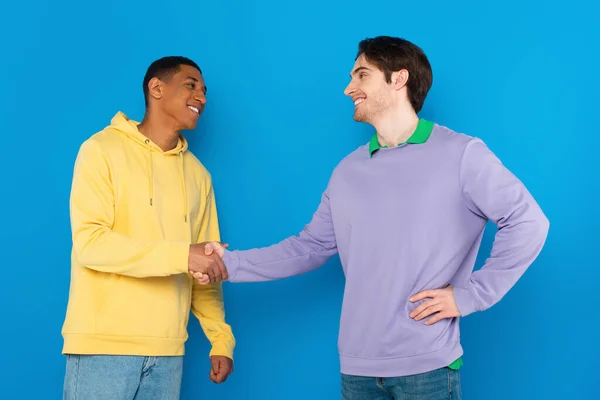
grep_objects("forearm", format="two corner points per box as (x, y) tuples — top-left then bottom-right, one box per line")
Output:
(72, 224), (190, 278)
(192, 281), (235, 359)
(223, 229), (337, 282)
(453, 205), (549, 316)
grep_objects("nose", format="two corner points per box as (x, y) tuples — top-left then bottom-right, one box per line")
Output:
(344, 81), (355, 97)
(194, 91), (206, 105)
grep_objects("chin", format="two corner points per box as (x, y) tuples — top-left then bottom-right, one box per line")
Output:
(353, 111), (370, 123)
(181, 118), (199, 131)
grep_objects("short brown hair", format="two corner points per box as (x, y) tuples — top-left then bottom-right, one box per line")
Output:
(357, 36), (433, 113)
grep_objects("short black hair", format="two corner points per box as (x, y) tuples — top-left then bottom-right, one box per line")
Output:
(142, 56), (202, 106)
(356, 36), (432, 113)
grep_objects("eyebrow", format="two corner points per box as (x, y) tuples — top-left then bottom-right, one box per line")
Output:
(350, 66), (371, 78)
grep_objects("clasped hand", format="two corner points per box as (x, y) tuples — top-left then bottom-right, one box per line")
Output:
(188, 241), (227, 285)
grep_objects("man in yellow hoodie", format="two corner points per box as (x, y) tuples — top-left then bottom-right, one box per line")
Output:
(61, 56), (235, 399)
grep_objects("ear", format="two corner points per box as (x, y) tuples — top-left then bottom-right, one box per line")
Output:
(390, 69), (409, 90)
(147, 77), (164, 101)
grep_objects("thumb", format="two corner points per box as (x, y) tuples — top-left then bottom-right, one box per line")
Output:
(212, 358), (220, 374)
(210, 241), (225, 257)
(204, 242), (215, 255)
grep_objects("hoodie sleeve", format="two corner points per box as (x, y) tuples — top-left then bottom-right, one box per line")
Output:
(191, 184), (235, 359)
(452, 139), (550, 316)
(222, 188), (338, 282)
(70, 139), (190, 278)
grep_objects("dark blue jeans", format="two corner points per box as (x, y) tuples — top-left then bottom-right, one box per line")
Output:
(342, 367), (461, 400)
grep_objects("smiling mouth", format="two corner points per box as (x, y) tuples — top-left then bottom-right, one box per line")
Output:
(188, 106), (200, 115)
(354, 98), (365, 106)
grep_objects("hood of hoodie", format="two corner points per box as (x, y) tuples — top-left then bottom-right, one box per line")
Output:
(108, 111), (191, 221)
(109, 111), (189, 155)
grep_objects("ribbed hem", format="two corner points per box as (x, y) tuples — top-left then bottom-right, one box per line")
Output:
(209, 340), (235, 360)
(453, 286), (480, 317)
(340, 341), (463, 377)
(62, 333), (185, 356)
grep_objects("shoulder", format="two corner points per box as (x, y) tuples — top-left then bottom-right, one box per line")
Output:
(429, 123), (477, 150)
(334, 143), (370, 170)
(78, 125), (128, 158)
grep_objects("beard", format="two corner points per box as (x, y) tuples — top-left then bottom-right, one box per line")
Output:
(353, 95), (389, 124)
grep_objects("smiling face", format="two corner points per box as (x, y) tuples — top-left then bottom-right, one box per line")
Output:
(157, 64), (207, 131)
(343, 54), (394, 125)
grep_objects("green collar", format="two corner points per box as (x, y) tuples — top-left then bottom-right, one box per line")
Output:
(368, 119), (434, 157)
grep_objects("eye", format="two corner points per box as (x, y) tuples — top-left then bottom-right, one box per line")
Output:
(187, 82), (196, 89)
(359, 73), (366, 79)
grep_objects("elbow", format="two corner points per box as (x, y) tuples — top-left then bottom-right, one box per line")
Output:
(528, 209), (550, 251)
(72, 226), (104, 266)
(536, 210), (550, 240)
(74, 240), (95, 266)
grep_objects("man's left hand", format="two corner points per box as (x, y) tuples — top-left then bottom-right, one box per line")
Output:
(209, 355), (233, 384)
(409, 285), (461, 325)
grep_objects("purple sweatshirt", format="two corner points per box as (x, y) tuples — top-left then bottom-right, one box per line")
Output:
(222, 122), (549, 377)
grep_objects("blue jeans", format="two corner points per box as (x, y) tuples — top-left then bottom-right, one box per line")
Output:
(342, 367), (461, 400)
(63, 355), (183, 400)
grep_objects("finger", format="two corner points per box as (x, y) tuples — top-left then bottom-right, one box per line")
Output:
(196, 276), (210, 285)
(213, 254), (228, 281)
(212, 359), (220, 375)
(205, 263), (216, 282)
(425, 311), (449, 325)
(415, 304), (444, 321)
(409, 299), (439, 318)
(216, 370), (227, 383)
(216, 362), (229, 383)
(210, 256), (223, 282)
(409, 290), (438, 302)
(192, 272), (209, 284)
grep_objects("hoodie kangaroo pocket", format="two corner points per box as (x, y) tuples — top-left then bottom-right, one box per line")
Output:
(94, 275), (189, 338)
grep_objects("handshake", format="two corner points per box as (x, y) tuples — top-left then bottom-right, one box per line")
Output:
(188, 241), (228, 285)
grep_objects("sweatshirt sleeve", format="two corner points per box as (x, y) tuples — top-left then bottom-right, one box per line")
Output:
(191, 183), (235, 359)
(222, 189), (338, 282)
(70, 139), (190, 278)
(453, 139), (550, 316)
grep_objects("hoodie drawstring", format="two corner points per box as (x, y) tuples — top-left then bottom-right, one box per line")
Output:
(145, 140), (187, 223)
(145, 139), (153, 206)
(179, 151), (188, 223)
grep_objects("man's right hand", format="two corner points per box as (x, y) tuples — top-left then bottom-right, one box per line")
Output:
(188, 242), (228, 283)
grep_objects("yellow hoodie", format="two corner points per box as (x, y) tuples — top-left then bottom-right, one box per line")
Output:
(61, 112), (235, 358)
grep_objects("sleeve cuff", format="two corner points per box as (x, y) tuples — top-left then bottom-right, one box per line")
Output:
(222, 250), (241, 281)
(453, 286), (480, 317)
(209, 340), (235, 360)
(169, 242), (190, 275)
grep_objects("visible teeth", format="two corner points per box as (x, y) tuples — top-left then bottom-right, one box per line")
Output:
(188, 106), (199, 114)
(354, 98), (365, 106)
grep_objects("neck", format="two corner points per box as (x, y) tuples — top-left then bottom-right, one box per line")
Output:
(137, 109), (180, 152)
(373, 105), (420, 147)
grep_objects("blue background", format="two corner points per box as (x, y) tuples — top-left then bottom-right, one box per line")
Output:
(1, 0), (598, 399)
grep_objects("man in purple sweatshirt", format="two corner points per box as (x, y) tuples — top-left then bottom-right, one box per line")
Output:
(198, 36), (549, 399)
